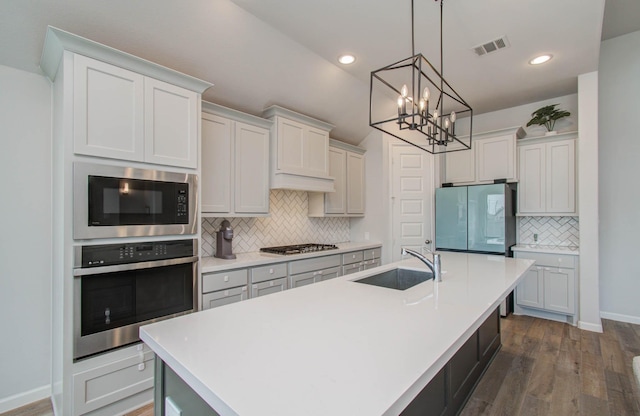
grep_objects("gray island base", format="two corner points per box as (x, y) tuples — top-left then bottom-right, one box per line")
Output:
(141, 252), (534, 416)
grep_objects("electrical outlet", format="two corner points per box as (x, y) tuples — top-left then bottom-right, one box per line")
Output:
(533, 233), (538, 243)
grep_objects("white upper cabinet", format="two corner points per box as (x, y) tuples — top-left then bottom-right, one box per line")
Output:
(308, 140), (365, 217)
(263, 105), (334, 192)
(144, 77), (198, 168)
(518, 134), (577, 215)
(443, 127), (524, 185)
(73, 54), (145, 161)
(73, 54), (200, 168)
(201, 102), (271, 217)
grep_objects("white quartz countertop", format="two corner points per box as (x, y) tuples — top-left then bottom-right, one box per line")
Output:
(140, 252), (534, 416)
(512, 244), (580, 255)
(200, 241), (383, 273)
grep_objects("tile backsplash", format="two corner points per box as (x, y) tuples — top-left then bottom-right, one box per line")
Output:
(518, 216), (579, 246)
(201, 190), (350, 257)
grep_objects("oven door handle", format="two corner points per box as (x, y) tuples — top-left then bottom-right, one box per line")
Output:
(73, 256), (199, 277)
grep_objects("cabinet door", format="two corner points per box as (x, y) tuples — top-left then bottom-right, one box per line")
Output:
(304, 126), (329, 176)
(73, 54), (144, 161)
(476, 134), (515, 182)
(144, 77), (198, 168)
(346, 152), (365, 214)
(444, 145), (476, 184)
(201, 113), (232, 213)
(277, 117), (305, 172)
(251, 277), (287, 298)
(202, 286), (248, 310)
(235, 122), (270, 214)
(516, 266), (544, 309)
(546, 140), (576, 214)
(518, 143), (546, 214)
(325, 147), (347, 214)
(543, 268), (575, 314)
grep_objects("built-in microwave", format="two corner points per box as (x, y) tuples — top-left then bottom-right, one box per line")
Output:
(74, 162), (197, 239)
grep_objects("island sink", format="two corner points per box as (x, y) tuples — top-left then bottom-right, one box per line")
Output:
(354, 267), (433, 290)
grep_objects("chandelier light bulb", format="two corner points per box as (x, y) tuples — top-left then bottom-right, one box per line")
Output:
(419, 99), (426, 112)
(444, 118), (450, 129)
(422, 87), (430, 101)
(401, 84), (408, 98)
(450, 111), (456, 123)
(398, 96), (404, 108)
(433, 110), (439, 120)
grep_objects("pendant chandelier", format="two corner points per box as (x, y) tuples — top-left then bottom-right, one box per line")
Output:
(369, 0), (473, 154)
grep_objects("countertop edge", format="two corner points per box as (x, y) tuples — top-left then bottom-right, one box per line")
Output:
(511, 244), (580, 255)
(200, 241), (383, 273)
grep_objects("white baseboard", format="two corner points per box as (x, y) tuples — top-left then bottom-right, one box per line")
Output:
(600, 311), (640, 325)
(578, 320), (603, 333)
(0, 385), (51, 414)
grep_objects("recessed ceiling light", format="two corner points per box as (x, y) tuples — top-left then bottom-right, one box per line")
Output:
(529, 54), (552, 65)
(338, 54), (356, 65)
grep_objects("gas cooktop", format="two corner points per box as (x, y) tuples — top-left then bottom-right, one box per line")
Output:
(260, 243), (338, 255)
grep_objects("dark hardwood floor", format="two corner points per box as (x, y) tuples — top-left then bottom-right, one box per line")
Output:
(3, 315), (639, 416)
(461, 315), (640, 416)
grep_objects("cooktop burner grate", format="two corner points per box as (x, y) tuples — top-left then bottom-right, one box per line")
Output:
(260, 243), (338, 255)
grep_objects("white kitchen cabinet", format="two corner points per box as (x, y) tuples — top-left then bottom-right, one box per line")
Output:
(308, 140), (366, 217)
(251, 263), (288, 298)
(443, 127), (524, 185)
(201, 102), (271, 216)
(143, 77), (198, 168)
(263, 105), (335, 192)
(362, 247), (382, 270)
(289, 254), (341, 288)
(202, 268), (249, 310)
(514, 251), (577, 322)
(342, 250), (364, 275)
(73, 54), (199, 168)
(518, 134), (577, 215)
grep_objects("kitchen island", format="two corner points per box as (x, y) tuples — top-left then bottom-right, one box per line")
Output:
(140, 252), (534, 416)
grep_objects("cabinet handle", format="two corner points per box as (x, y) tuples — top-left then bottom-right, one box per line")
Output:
(269, 268), (274, 274)
(318, 270), (323, 275)
(224, 275), (229, 282)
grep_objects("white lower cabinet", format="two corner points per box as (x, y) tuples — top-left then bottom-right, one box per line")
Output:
(514, 251), (577, 322)
(202, 269), (249, 310)
(362, 247), (382, 270)
(72, 345), (154, 415)
(342, 250), (364, 275)
(251, 263), (288, 298)
(289, 255), (341, 288)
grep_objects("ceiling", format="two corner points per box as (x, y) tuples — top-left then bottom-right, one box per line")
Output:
(0, 0), (639, 145)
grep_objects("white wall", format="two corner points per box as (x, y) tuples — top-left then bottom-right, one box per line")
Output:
(598, 31), (640, 323)
(0, 65), (52, 410)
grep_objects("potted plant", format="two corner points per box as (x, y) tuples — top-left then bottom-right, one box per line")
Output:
(526, 104), (570, 135)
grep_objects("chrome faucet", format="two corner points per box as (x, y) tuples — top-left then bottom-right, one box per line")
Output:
(401, 248), (442, 282)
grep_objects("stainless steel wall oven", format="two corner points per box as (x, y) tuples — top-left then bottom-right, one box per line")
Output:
(73, 162), (197, 239)
(73, 239), (198, 360)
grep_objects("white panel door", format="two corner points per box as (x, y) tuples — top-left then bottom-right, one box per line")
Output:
(325, 147), (346, 214)
(277, 117), (305, 172)
(144, 77), (198, 168)
(234, 121), (270, 214)
(518, 143), (546, 214)
(304, 126), (329, 176)
(201, 114), (232, 213)
(516, 267), (545, 309)
(73, 54), (144, 161)
(391, 143), (434, 262)
(546, 140), (576, 214)
(346, 152), (365, 214)
(477, 134), (516, 182)
(543, 268), (575, 314)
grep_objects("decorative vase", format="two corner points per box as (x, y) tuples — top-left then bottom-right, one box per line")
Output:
(544, 130), (558, 136)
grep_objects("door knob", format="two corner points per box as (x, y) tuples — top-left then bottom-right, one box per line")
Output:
(424, 239), (432, 245)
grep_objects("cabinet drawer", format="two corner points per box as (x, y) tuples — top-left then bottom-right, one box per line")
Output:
(203, 269), (248, 293)
(363, 247), (382, 260)
(363, 259), (381, 270)
(251, 263), (287, 283)
(342, 251), (364, 265)
(316, 266), (341, 281)
(73, 348), (154, 415)
(515, 251), (576, 269)
(202, 286), (248, 310)
(251, 277), (287, 298)
(342, 263), (362, 275)
(289, 254), (341, 275)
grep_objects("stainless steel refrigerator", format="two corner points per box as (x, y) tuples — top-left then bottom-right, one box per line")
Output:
(435, 183), (516, 256)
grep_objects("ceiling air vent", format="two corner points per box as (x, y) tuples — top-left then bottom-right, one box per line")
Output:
(472, 36), (510, 57)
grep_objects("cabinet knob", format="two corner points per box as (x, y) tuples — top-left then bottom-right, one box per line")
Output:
(318, 270), (323, 275)
(269, 268), (274, 274)
(224, 275), (229, 282)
